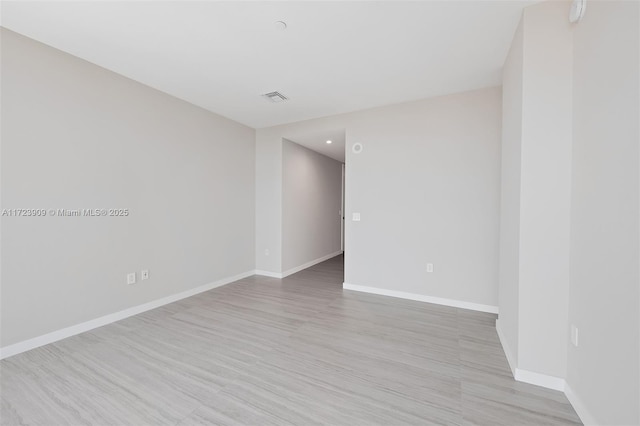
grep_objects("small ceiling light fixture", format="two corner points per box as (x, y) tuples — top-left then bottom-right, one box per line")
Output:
(262, 91), (289, 103)
(569, 0), (586, 23)
(274, 21), (287, 31)
(326, 140), (332, 144)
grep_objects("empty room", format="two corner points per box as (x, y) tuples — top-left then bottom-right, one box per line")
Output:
(1, 1), (638, 425)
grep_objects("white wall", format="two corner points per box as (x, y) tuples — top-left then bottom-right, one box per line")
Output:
(255, 133), (282, 274)
(0, 29), (256, 348)
(518, 0), (573, 379)
(345, 89), (502, 309)
(498, 0), (573, 381)
(497, 18), (524, 367)
(282, 139), (342, 273)
(256, 87), (502, 309)
(567, 1), (639, 424)
(498, 1), (639, 423)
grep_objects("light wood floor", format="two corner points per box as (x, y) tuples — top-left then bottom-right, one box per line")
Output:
(1, 255), (580, 425)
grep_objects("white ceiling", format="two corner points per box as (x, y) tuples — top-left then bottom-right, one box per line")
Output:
(287, 128), (346, 163)
(1, 1), (533, 131)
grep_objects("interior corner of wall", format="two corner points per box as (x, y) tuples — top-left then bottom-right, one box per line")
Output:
(495, 318), (518, 377)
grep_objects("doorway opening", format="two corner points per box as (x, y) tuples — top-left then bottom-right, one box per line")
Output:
(279, 129), (345, 283)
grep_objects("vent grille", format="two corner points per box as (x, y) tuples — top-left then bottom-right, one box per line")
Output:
(262, 91), (289, 103)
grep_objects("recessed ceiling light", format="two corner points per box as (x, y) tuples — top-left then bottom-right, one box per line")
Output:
(326, 140), (332, 144)
(274, 21), (287, 31)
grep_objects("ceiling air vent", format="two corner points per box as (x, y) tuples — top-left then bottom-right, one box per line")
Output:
(262, 91), (289, 103)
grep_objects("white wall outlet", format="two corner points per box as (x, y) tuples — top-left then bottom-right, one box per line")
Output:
(127, 272), (136, 285)
(141, 270), (149, 280)
(427, 263), (434, 273)
(264, 249), (270, 256)
(570, 324), (579, 347)
(352, 212), (361, 221)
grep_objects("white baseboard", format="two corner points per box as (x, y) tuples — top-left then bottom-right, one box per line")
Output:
(281, 251), (343, 278)
(342, 282), (499, 314)
(493, 323), (599, 422)
(254, 270), (283, 279)
(514, 368), (566, 392)
(564, 382), (598, 425)
(254, 251), (343, 280)
(0, 269), (255, 360)
(495, 319), (517, 376)
(495, 320), (566, 392)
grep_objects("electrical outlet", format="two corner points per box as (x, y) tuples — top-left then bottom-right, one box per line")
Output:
(265, 249), (270, 256)
(127, 272), (136, 285)
(427, 263), (434, 273)
(352, 212), (361, 221)
(141, 270), (149, 280)
(571, 324), (579, 347)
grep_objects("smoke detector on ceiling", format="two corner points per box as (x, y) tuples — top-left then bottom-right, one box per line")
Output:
(262, 91), (289, 103)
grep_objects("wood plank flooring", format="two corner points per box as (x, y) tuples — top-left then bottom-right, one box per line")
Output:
(0, 255), (581, 425)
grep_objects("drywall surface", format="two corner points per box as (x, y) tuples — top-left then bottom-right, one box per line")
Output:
(517, 0), (573, 379)
(0, 29), (256, 347)
(255, 132), (282, 273)
(498, 18), (524, 367)
(282, 140), (342, 272)
(257, 87), (502, 308)
(345, 88), (501, 307)
(567, 1), (640, 424)
(497, 0), (573, 381)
